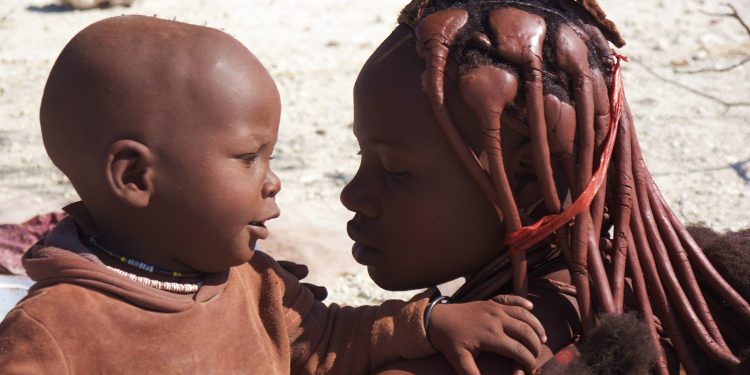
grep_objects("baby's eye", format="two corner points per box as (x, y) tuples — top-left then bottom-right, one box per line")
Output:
(237, 153), (259, 165)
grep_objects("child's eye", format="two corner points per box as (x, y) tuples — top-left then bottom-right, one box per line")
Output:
(355, 150), (362, 156)
(384, 169), (409, 182)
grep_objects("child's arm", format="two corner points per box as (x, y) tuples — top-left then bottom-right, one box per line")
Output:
(428, 294), (547, 374)
(265, 255), (545, 374)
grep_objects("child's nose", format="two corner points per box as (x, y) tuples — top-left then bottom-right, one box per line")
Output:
(263, 170), (281, 198)
(340, 171), (380, 218)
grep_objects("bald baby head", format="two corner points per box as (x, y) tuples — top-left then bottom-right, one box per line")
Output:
(41, 15), (279, 209)
(39, 15), (282, 271)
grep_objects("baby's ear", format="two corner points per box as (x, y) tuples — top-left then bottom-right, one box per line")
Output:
(105, 139), (155, 208)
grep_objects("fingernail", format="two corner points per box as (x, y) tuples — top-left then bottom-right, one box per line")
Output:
(542, 335), (547, 343)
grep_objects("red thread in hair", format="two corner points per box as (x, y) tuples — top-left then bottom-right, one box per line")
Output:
(503, 54), (628, 254)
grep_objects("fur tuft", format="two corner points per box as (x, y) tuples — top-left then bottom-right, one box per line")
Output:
(561, 313), (656, 375)
(733, 347), (750, 375)
(687, 225), (750, 301)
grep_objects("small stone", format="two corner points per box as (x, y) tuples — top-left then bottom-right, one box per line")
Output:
(670, 59), (689, 67)
(692, 50), (708, 61)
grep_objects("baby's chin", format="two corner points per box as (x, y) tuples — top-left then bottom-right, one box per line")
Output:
(187, 246), (256, 273)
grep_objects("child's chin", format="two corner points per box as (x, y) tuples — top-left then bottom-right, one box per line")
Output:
(367, 266), (421, 292)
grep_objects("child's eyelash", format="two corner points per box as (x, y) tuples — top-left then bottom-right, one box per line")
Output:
(356, 150), (362, 156)
(386, 170), (408, 176)
(385, 169), (409, 182)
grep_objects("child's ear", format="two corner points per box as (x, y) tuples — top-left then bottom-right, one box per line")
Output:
(105, 139), (155, 208)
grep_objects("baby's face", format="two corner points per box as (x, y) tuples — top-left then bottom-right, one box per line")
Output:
(341, 27), (503, 291)
(151, 51), (281, 273)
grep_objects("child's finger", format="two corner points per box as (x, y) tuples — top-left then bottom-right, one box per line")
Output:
(491, 294), (533, 310)
(504, 305), (547, 343)
(502, 317), (543, 357)
(443, 349), (481, 375)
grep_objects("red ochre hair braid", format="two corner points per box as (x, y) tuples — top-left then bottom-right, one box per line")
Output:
(401, 0), (750, 373)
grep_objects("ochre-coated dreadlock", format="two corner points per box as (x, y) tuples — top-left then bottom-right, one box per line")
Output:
(398, 0), (750, 373)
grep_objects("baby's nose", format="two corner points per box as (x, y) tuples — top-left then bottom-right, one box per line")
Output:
(263, 170), (281, 198)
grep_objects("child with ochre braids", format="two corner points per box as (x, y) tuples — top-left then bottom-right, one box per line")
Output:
(340, 0), (750, 373)
(0, 15), (550, 375)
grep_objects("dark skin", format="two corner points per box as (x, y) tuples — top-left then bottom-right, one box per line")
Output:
(40, 16), (548, 375)
(40, 15), (282, 275)
(349, 1), (750, 372)
(341, 26), (580, 374)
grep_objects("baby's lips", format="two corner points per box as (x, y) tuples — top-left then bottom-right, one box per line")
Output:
(264, 210), (281, 222)
(247, 222), (269, 240)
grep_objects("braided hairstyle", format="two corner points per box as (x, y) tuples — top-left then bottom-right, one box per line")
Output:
(397, 0), (750, 373)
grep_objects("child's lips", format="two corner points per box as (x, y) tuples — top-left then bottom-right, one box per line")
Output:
(351, 242), (382, 266)
(347, 218), (383, 265)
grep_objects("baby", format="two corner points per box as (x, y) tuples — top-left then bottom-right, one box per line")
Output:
(0, 15), (546, 374)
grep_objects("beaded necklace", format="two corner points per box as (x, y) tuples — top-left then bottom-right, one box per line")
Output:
(86, 235), (204, 279)
(104, 266), (202, 294)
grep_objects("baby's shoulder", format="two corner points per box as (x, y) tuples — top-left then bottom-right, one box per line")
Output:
(235, 251), (302, 296)
(243, 250), (298, 281)
(0, 283), (96, 355)
(10, 283), (105, 324)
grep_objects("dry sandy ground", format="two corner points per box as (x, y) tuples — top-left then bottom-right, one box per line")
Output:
(1, 0), (749, 304)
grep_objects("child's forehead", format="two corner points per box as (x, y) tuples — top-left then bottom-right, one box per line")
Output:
(354, 77), (447, 156)
(353, 25), (488, 158)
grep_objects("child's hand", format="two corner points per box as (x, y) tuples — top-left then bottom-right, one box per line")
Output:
(277, 260), (328, 301)
(427, 295), (546, 375)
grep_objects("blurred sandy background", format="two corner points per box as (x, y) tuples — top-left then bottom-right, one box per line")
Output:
(1, 0), (748, 304)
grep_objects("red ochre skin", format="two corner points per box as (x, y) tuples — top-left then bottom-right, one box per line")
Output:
(346, 0), (750, 373)
(342, 27), (504, 291)
(40, 15), (281, 276)
(341, 25), (580, 374)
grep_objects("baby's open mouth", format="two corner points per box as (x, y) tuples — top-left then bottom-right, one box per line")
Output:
(246, 221), (269, 240)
